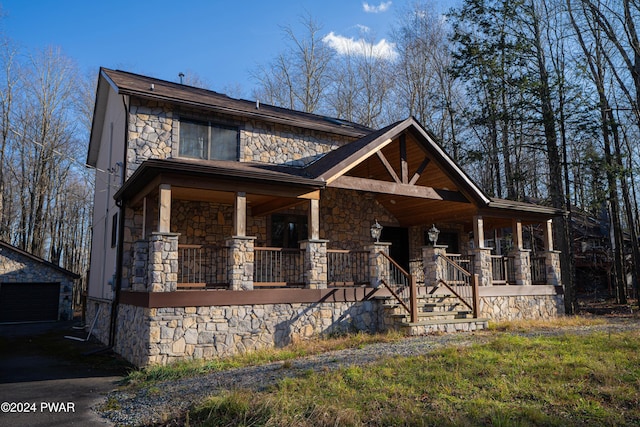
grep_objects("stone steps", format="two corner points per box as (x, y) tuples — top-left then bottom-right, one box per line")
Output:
(377, 293), (487, 335)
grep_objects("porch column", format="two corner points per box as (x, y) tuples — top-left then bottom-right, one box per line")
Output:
(233, 192), (247, 237)
(542, 219), (562, 286)
(300, 239), (329, 289)
(301, 199), (328, 289)
(131, 240), (148, 291)
(472, 215), (493, 286)
(158, 184), (171, 233)
(422, 245), (448, 286)
(367, 242), (392, 287)
(509, 219), (532, 286)
(226, 236), (256, 290)
(148, 232), (180, 292)
(227, 192), (256, 290)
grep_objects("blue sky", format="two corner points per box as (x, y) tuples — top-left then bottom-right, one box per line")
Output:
(0, 0), (459, 97)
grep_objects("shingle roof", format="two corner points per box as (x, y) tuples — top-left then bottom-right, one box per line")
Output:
(101, 68), (373, 138)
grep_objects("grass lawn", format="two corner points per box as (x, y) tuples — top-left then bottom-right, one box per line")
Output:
(124, 317), (640, 426)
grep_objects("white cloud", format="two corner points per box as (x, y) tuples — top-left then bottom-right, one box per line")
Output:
(356, 24), (371, 33)
(363, 1), (392, 13)
(322, 32), (397, 60)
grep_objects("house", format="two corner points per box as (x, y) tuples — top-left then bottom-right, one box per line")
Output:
(86, 68), (565, 366)
(0, 240), (77, 323)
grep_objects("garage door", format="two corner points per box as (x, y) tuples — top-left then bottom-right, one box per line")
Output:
(0, 283), (60, 322)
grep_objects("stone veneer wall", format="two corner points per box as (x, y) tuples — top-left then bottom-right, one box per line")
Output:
(85, 298), (113, 344)
(321, 188), (398, 251)
(115, 300), (382, 366)
(479, 294), (565, 321)
(125, 99), (356, 180)
(0, 246), (75, 321)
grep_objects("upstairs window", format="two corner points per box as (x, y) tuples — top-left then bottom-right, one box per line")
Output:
(179, 119), (238, 160)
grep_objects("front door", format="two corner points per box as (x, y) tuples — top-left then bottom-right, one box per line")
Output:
(382, 226), (410, 271)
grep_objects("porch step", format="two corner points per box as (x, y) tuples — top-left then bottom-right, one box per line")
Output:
(376, 293), (487, 335)
(389, 310), (474, 321)
(398, 318), (490, 336)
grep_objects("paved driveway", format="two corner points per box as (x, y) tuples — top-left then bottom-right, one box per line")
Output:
(0, 321), (129, 426)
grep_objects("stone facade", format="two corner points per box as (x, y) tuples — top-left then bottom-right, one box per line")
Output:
(0, 243), (75, 321)
(115, 300), (382, 366)
(479, 294), (565, 321)
(125, 99), (355, 182)
(226, 236), (256, 290)
(300, 239), (329, 289)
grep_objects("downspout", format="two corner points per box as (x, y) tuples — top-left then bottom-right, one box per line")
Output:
(108, 95), (129, 348)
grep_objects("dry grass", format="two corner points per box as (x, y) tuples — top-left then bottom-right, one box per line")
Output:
(488, 314), (608, 332)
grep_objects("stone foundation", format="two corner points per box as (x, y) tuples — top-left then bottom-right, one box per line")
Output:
(479, 293), (565, 321)
(115, 299), (382, 366)
(85, 298), (113, 344)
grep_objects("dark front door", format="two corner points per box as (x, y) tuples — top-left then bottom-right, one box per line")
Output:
(382, 226), (410, 271)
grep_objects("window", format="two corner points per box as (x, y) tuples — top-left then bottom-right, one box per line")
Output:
(179, 119), (238, 160)
(271, 214), (308, 248)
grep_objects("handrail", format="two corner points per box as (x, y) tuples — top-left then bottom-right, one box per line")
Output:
(378, 251), (418, 323)
(437, 254), (479, 317)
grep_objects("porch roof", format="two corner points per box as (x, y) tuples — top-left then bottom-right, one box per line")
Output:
(114, 158), (325, 205)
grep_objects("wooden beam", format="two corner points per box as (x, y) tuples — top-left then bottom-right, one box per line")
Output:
(400, 134), (408, 184)
(251, 198), (307, 217)
(409, 157), (430, 185)
(324, 138), (394, 183)
(330, 175), (469, 202)
(375, 151), (401, 183)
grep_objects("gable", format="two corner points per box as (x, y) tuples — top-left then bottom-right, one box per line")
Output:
(303, 117), (491, 226)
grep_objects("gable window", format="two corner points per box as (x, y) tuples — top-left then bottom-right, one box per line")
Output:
(179, 119), (238, 160)
(271, 214), (308, 248)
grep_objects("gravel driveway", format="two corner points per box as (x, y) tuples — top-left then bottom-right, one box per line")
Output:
(99, 317), (640, 426)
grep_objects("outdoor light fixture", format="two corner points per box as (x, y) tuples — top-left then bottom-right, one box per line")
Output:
(370, 219), (383, 243)
(428, 224), (440, 246)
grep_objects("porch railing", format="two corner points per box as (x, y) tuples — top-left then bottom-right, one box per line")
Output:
(491, 255), (516, 285)
(254, 247), (304, 287)
(531, 256), (547, 284)
(378, 251), (418, 323)
(438, 254), (479, 317)
(177, 244), (229, 287)
(327, 250), (370, 286)
(445, 253), (475, 276)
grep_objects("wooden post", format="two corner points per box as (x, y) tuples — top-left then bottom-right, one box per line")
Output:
(233, 192), (246, 237)
(472, 273), (480, 318)
(543, 219), (554, 251)
(409, 275), (418, 323)
(473, 215), (485, 248)
(158, 184), (171, 233)
(512, 218), (523, 250)
(308, 199), (320, 241)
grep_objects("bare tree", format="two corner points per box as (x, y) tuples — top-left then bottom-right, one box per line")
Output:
(252, 14), (333, 114)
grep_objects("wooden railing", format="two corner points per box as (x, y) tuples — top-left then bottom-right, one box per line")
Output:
(254, 247), (304, 287)
(177, 245), (229, 288)
(438, 254), (479, 317)
(531, 256), (547, 284)
(445, 253), (475, 276)
(491, 255), (516, 285)
(327, 250), (369, 286)
(378, 251), (418, 323)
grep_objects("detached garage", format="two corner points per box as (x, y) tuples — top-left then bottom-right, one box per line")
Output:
(0, 240), (78, 323)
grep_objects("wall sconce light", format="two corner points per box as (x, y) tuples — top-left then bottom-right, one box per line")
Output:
(370, 219), (383, 243)
(428, 224), (440, 246)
